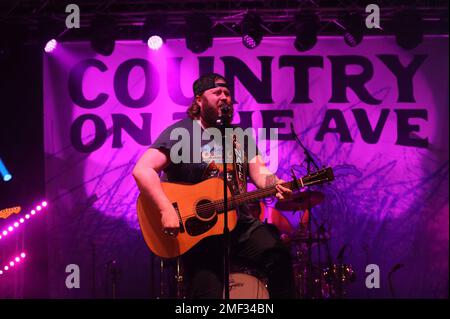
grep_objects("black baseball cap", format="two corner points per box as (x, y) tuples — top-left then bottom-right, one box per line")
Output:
(193, 73), (229, 96)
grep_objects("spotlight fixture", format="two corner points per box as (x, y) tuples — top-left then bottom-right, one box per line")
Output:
(142, 16), (166, 51)
(185, 13), (213, 53)
(342, 12), (364, 47)
(392, 8), (423, 50)
(294, 12), (320, 52)
(38, 18), (61, 53)
(90, 15), (117, 56)
(241, 13), (263, 49)
(44, 39), (58, 53)
(0, 157), (12, 182)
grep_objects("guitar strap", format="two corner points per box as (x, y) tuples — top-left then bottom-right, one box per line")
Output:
(231, 134), (247, 195)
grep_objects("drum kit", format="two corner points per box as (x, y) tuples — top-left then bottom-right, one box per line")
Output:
(273, 190), (356, 299)
(237, 190), (356, 299)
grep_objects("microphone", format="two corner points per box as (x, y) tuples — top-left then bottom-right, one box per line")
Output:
(220, 104), (231, 115)
(217, 104), (232, 127)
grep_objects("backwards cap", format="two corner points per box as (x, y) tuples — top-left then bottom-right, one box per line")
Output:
(193, 73), (229, 96)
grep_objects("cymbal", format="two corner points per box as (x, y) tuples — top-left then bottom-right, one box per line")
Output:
(275, 191), (324, 211)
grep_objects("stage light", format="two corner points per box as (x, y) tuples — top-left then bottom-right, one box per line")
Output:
(38, 18), (62, 53)
(0, 253), (26, 276)
(147, 36), (163, 50)
(44, 39), (58, 53)
(294, 12), (320, 52)
(241, 13), (263, 49)
(185, 14), (213, 53)
(393, 8), (423, 50)
(341, 12), (364, 47)
(0, 157), (12, 182)
(90, 15), (117, 56)
(142, 16), (166, 50)
(0, 201), (48, 242)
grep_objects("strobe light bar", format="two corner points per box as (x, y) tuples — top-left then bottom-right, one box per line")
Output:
(0, 201), (48, 241)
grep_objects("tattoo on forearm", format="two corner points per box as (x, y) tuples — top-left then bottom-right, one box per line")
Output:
(265, 174), (278, 188)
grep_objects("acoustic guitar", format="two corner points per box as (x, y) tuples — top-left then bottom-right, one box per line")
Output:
(137, 167), (334, 258)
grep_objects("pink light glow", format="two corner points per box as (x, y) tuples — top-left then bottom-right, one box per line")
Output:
(25, 214), (30, 219)
(9, 261), (14, 267)
(31, 209), (36, 215)
(36, 206), (42, 211)
(19, 218), (24, 223)
(44, 39), (57, 53)
(0, 270), (3, 275)
(2, 230), (7, 236)
(14, 222), (19, 227)
(15, 257), (20, 262)
(8, 226), (13, 231)
(147, 36), (163, 50)
(42, 201), (48, 207)
(20, 253), (26, 258)
(4, 266), (8, 271)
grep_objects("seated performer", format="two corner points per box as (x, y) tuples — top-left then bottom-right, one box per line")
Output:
(133, 73), (295, 298)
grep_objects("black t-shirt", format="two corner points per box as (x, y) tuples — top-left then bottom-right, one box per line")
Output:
(150, 118), (263, 236)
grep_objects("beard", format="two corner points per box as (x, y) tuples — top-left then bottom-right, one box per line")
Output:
(202, 102), (234, 127)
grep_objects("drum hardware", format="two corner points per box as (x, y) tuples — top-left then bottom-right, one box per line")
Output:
(276, 188), (357, 299)
(274, 191), (324, 212)
(228, 272), (269, 299)
(175, 257), (185, 299)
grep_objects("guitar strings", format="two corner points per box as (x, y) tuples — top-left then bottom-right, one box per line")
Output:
(179, 181), (294, 219)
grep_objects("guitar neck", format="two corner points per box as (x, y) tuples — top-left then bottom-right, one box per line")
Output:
(215, 167), (334, 212)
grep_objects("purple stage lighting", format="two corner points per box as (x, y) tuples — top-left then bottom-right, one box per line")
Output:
(147, 35), (163, 50)
(44, 39), (58, 53)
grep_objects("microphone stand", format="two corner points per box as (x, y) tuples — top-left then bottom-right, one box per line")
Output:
(290, 123), (320, 298)
(388, 264), (404, 299)
(218, 110), (231, 300)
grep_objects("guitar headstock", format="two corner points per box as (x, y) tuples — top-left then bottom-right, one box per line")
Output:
(0, 206), (22, 219)
(302, 167), (335, 187)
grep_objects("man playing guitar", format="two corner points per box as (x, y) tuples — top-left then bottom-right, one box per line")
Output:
(133, 73), (295, 298)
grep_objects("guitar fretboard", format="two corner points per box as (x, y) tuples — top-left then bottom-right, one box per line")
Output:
(213, 167), (334, 212)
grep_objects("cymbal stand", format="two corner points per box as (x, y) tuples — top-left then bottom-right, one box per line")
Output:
(290, 123), (320, 299)
(175, 257), (184, 299)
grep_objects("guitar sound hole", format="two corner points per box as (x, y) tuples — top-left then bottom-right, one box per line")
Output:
(196, 199), (215, 221)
